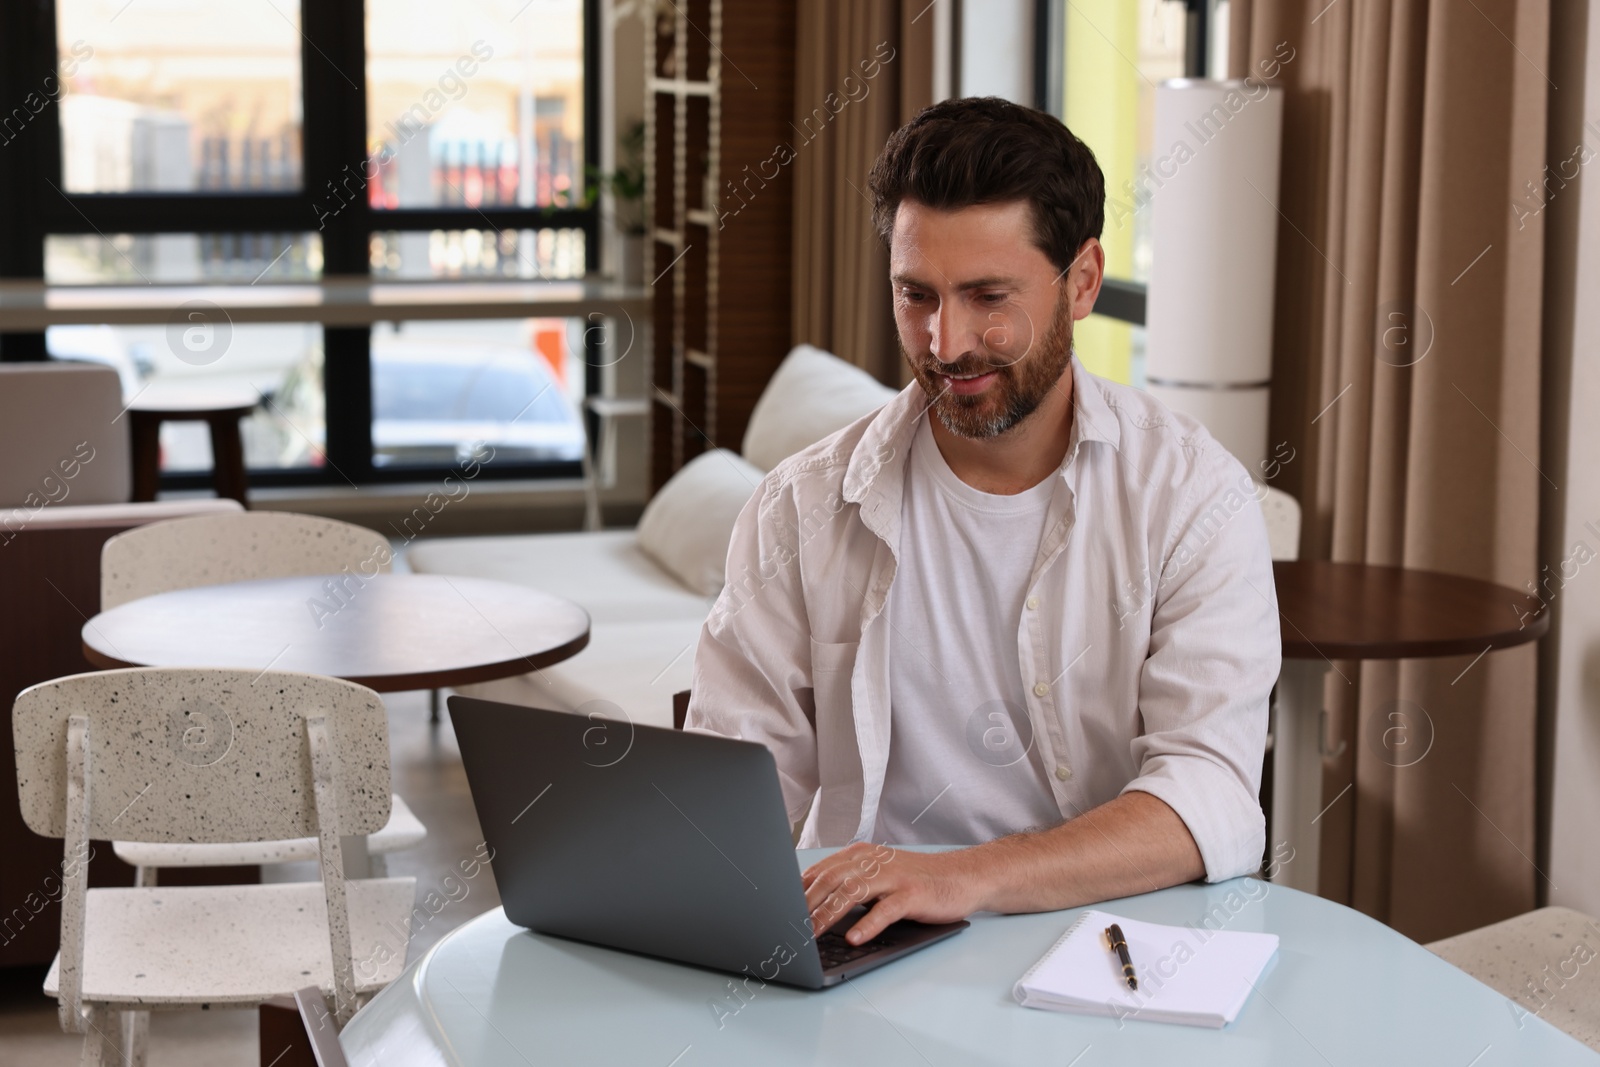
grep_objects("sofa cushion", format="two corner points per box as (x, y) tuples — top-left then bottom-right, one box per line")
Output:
(406, 529), (710, 625)
(635, 449), (762, 597)
(453, 617), (702, 729)
(741, 344), (897, 472)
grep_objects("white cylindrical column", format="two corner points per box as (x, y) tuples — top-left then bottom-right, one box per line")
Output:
(1145, 78), (1284, 474)
(1145, 382), (1271, 473)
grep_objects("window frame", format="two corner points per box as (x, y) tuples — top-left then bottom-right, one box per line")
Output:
(0, 0), (602, 489)
(1035, 0), (1220, 329)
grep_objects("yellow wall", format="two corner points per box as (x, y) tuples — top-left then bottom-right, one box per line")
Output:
(1062, 0), (1137, 385)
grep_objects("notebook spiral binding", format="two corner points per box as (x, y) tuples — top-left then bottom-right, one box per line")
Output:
(1014, 909), (1096, 992)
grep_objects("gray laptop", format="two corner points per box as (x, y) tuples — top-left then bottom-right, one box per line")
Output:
(448, 695), (968, 989)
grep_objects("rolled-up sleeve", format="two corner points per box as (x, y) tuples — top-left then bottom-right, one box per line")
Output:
(1121, 441), (1281, 882)
(685, 477), (821, 825)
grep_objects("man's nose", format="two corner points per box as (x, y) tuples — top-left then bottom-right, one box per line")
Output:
(929, 304), (982, 366)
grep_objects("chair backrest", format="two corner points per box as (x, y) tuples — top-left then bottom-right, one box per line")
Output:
(0, 363), (131, 508)
(13, 667), (391, 844)
(12, 667), (390, 1027)
(101, 511), (392, 610)
(1259, 485), (1302, 562)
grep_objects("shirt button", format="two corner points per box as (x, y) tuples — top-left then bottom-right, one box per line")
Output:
(1033, 682), (1050, 697)
(1025, 596), (1039, 610)
(1056, 765), (1073, 781)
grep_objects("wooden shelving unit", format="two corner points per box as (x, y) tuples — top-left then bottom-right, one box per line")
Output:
(644, 0), (796, 490)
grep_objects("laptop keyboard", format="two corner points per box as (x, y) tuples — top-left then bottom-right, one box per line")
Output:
(816, 929), (901, 970)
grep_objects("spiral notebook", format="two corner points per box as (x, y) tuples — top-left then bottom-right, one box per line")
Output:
(1013, 909), (1279, 1029)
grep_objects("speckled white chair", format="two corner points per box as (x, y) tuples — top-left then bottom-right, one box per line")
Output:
(1428, 907), (1600, 1051)
(13, 667), (416, 1066)
(100, 510), (394, 611)
(1259, 486), (1301, 788)
(99, 511), (426, 884)
(1259, 485), (1301, 563)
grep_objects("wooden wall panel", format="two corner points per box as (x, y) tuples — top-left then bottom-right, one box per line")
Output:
(645, 0), (797, 488)
(0, 522), (255, 970)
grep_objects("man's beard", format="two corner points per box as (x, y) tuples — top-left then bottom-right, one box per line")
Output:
(902, 290), (1076, 440)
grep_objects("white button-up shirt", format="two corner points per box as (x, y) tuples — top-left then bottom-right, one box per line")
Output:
(686, 357), (1281, 882)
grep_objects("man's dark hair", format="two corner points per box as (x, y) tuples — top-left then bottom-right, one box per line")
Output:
(868, 97), (1105, 275)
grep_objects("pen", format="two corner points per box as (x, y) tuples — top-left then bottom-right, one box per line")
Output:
(1105, 924), (1138, 990)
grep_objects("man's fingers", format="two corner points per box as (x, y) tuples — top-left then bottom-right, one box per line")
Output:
(806, 877), (856, 933)
(810, 896), (848, 936)
(803, 844), (905, 935)
(803, 862), (850, 914)
(805, 847), (972, 943)
(800, 844), (866, 890)
(799, 859), (828, 890)
(809, 875), (893, 936)
(801, 857), (849, 893)
(847, 894), (910, 945)
(805, 849), (874, 905)
(802, 842), (893, 890)
(809, 884), (866, 935)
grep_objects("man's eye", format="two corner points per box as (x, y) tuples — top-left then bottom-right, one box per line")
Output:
(902, 290), (927, 303)
(980, 292), (1007, 305)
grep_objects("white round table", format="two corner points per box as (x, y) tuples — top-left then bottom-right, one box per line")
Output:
(339, 848), (1600, 1065)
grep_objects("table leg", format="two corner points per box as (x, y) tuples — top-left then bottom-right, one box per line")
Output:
(1270, 659), (1331, 893)
(579, 426), (601, 532)
(207, 414), (250, 507)
(129, 412), (163, 502)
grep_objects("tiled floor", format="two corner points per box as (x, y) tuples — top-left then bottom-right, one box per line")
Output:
(0, 687), (497, 1066)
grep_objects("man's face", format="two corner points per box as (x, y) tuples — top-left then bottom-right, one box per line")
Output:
(890, 199), (1099, 439)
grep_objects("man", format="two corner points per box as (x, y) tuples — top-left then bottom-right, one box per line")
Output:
(686, 97), (1280, 949)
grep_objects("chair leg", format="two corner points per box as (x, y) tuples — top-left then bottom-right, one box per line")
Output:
(78, 1005), (121, 1067)
(123, 1009), (149, 1067)
(429, 688), (441, 725)
(134, 865), (157, 888)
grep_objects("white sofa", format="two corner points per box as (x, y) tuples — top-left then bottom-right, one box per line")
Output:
(407, 346), (898, 726)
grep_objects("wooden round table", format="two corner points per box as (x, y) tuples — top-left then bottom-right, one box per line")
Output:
(128, 383), (259, 507)
(1267, 560), (1547, 894)
(80, 573), (590, 692)
(82, 572), (588, 877)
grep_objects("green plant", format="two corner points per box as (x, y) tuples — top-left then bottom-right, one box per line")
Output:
(563, 119), (646, 235)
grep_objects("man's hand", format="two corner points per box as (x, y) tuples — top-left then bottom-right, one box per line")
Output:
(802, 842), (989, 945)
(801, 791), (1207, 946)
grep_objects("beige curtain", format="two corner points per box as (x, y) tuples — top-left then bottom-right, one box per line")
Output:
(1231, 0), (1549, 941)
(791, 0), (934, 385)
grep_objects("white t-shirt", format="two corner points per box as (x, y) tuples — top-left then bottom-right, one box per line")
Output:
(872, 415), (1064, 845)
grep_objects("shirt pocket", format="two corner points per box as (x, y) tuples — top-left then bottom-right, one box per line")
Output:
(808, 638), (859, 725)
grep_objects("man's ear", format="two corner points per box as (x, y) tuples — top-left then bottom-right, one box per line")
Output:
(1065, 238), (1106, 321)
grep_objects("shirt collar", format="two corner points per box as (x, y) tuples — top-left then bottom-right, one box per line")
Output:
(844, 352), (1122, 508)
(1064, 352), (1123, 455)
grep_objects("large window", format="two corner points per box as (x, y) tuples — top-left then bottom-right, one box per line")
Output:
(0, 0), (599, 489)
(54, 1), (305, 194)
(369, 318), (589, 470)
(366, 1), (584, 212)
(1039, 0), (1228, 387)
